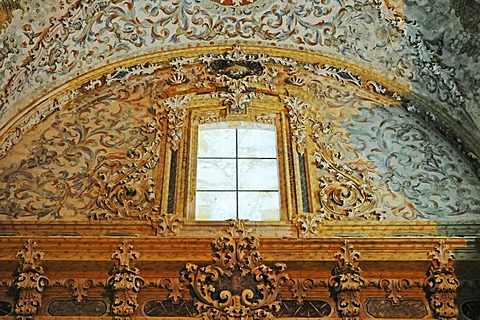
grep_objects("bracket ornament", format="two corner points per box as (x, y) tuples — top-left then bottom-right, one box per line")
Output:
(180, 220), (290, 319)
(329, 241), (364, 320)
(427, 241), (459, 320)
(108, 241), (145, 320)
(14, 240), (49, 320)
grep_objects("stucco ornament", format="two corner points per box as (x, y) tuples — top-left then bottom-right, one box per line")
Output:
(180, 220), (291, 319)
(14, 240), (49, 320)
(426, 241), (459, 320)
(329, 241), (364, 320)
(108, 241), (145, 320)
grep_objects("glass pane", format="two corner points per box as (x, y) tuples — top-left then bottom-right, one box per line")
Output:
(196, 191), (236, 221)
(238, 191), (280, 221)
(196, 159), (236, 190)
(238, 159), (279, 190)
(198, 126), (236, 158)
(238, 127), (277, 158)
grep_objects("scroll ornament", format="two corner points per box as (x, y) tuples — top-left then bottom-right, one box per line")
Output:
(180, 220), (290, 319)
(311, 121), (384, 221)
(14, 240), (49, 320)
(329, 241), (364, 320)
(427, 241), (459, 320)
(108, 241), (145, 320)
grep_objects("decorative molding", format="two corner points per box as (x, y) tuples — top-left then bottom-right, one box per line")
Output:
(108, 241), (144, 320)
(151, 214), (184, 237)
(200, 45), (271, 114)
(426, 240), (459, 320)
(179, 220), (291, 319)
(329, 241), (363, 320)
(55, 278), (105, 303)
(295, 213), (322, 238)
(14, 240), (49, 320)
(284, 96), (308, 153)
(369, 278), (423, 305)
(162, 95), (190, 151)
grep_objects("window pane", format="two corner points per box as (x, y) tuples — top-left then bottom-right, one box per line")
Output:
(238, 127), (277, 158)
(238, 191), (280, 221)
(238, 159), (279, 190)
(198, 127), (236, 158)
(196, 159), (236, 190)
(196, 191), (236, 220)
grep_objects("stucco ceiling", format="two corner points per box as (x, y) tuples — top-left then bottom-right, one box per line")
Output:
(0, 0), (478, 158)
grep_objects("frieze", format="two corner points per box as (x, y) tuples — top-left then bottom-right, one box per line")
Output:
(365, 298), (429, 319)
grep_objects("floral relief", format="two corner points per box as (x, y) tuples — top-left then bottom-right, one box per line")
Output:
(0, 82), (159, 220)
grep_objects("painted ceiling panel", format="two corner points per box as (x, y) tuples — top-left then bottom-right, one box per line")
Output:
(0, 0), (478, 138)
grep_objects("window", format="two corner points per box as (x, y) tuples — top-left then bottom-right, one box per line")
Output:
(194, 121), (281, 221)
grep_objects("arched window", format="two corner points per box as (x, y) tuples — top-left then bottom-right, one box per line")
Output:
(195, 121), (281, 221)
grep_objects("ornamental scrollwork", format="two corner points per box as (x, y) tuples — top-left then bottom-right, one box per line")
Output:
(179, 220), (291, 319)
(200, 45), (272, 114)
(284, 96), (308, 153)
(427, 241), (459, 320)
(108, 241), (145, 320)
(14, 240), (50, 320)
(151, 213), (184, 237)
(311, 120), (384, 221)
(295, 213), (322, 238)
(329, 241), (364, 320)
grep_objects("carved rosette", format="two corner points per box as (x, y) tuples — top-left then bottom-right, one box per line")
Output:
(108, 241), (145, 320)
(180, 220), (290, 319)
(427, 241), (459, 320)
(14, 240), (49, 320)
(329, 241), (364, 320)
(311, 121), (384, 221)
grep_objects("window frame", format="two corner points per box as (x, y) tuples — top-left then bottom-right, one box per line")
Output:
(184, 105), (293, 223)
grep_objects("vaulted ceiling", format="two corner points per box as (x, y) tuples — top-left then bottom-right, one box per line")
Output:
(0, 0), (479, 224)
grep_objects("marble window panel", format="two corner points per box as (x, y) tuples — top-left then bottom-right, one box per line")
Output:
(238, 159), (279, 191)
(196, 191), (237, 220)
(238, 191), (280, 221)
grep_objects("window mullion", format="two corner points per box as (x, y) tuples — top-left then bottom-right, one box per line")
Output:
(236, 128), (239, 219)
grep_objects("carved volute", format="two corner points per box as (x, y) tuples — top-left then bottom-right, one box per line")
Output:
(180, 220), (291, 319)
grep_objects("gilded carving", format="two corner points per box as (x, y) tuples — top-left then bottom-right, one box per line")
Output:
(284, 96), (308, 153)
(311, 121), (384, 221)
(151, 213), (184, 237)
(200, 45), (272, 114)
(295, 213), (322, 238)
(162, 95), (189, 151)
(180, 220), (290, 319)
(287, 278), (316, 304)
(108, 241), (144, 320)
(14, 240), (49, 320)
(329, 241), (363, 320)
(57, 278), (104, 303)
(427, 241), (459, 320)
(370, 278), (421, 305)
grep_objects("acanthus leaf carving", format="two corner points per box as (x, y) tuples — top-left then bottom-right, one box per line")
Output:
(284, 96), (308, 153)
(162, 95), (190, 151)
(311, 120), (384, 221)
(179, 220), (291, 319)
(151, 213), (184, 237)
(14, 240), (49, 320)
(108, 241), (145, 320)
(295, 213), (322, 238)
(91, 111), (163, 221)
(329, 241), (363, 320)
(427, 241), (459, 320)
